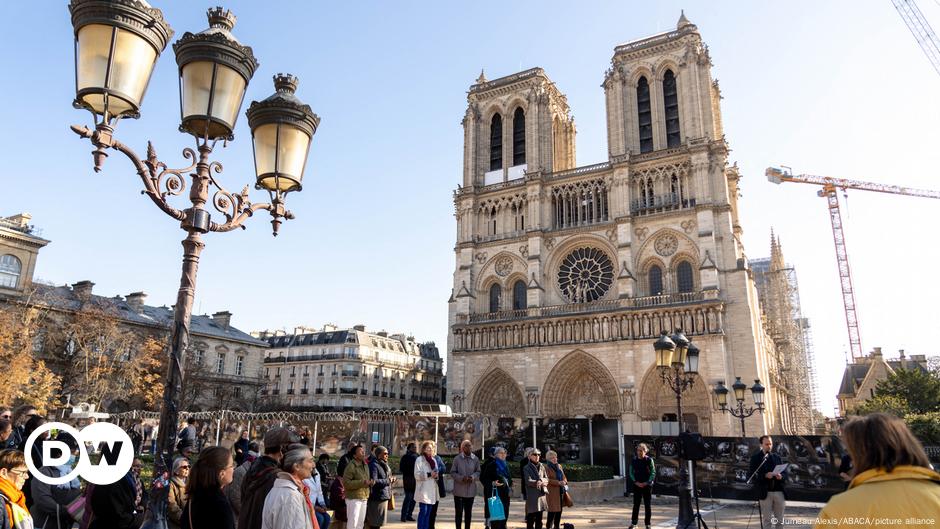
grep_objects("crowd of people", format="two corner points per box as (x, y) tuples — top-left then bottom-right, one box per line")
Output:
(0, 404), (936, 529)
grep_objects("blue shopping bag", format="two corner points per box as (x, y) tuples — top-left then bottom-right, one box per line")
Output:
(487, 491), (506, 521)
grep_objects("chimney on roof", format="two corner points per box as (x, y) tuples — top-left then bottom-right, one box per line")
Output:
(322, 323), (338, 332)
(871, 347), (883, 359)
(126, 292), (147, 313)
(212, 311), (232, 329)
(6, 213), (32, 229)
(377, 331), (388, 337)
(71, 281), (94, 301)
(353, 324), (366, 332)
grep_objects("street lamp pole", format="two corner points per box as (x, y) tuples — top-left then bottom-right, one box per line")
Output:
(654, 330), (701, 529)
(713, 377), (766, 437)
(67, 2), (319, 527)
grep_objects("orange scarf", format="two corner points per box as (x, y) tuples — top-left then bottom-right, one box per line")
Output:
(0, 476), (26, 526)
(301, 483), (320, 529)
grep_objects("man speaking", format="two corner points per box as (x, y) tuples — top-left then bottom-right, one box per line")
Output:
(749, 435), (787, 529)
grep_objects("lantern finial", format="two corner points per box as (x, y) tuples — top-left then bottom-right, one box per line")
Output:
(274, 74), (299, 94)
(207, 7), (236, 31)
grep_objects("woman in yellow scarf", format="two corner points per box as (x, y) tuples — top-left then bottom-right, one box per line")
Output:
(0, 449), (33, 529)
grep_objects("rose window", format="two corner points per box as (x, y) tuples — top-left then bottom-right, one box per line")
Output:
(557, 247), (614, 303)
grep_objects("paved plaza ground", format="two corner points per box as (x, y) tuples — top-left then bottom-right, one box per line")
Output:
(383, 492), (825, 529)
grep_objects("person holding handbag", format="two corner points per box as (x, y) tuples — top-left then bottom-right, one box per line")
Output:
(480, 447), (511, 529)
(543, 451), (569, 529)
(522, 448), (548, 529)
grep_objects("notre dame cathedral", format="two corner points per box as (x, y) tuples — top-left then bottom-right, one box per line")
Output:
(447, 13), (811, 436)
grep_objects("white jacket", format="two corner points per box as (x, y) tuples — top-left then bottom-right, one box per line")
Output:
(414, 456), (440, 505)
(262, 474), (316, 529)
(303, 473), (326, 508)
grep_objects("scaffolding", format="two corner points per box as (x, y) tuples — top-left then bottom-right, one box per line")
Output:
(750, 234), (819, 433)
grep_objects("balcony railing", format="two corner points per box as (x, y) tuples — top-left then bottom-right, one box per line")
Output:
(630, 194), (696, 216)
(339, 388), (358, 395)
(329, 388), (337, 394)
(341, 370), (359, 377)
(460, 291), (712, 324)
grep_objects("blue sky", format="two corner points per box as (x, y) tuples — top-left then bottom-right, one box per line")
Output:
(2, 1), (938, 415)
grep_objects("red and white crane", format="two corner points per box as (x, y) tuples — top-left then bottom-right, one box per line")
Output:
(766, 167), (940, 360)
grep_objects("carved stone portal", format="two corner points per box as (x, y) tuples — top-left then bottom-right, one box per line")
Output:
(540, 350), (621, 418)
(470, 368), (526, 417)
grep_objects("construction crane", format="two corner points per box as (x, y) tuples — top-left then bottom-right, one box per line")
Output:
(892, 0), (940, 76)
(766, 167), (940, 360)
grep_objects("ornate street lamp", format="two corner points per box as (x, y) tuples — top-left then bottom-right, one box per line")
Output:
(67, 2), (319, 527)
(713, 376), (765, 436)
(655, 329), (700, 529)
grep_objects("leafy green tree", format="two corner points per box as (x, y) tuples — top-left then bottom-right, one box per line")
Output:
(873, 368), (940, 414)
(854, 394), (911, 417)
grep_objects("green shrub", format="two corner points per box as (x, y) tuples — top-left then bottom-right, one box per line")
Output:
(558, 464), (615, 482)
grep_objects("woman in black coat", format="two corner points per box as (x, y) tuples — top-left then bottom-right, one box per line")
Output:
(88, 472), (145, 529)
(480, 447), (512, 529)
(30, 433), (82, 529)
(181, 446), (236, 529)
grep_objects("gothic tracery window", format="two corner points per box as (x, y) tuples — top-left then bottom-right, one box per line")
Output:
(557, 247), (614, 303)
(490, 114), (503, 171)
(637, 76), (653, 153)
(648, 264), (664, 295)
(489, 283), (502, 313)
(663, 70), (681, 148)
(677, 261), (694, 293)
(512, 279), (527, 310)
(512, 107), (526, 166)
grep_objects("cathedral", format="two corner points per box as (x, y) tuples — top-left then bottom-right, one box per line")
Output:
(447, 13), (807, 437)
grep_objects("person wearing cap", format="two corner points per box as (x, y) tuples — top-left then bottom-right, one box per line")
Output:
(366, 446), (395, 529)
(522, 448), (548, 529)
(238, 427), (299, 529)
(30, 432), (82, 528)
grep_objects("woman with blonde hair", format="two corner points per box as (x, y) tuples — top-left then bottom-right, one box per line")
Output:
(414, 441), (440, 529)
(0, 450), (31, 529)
(543, 450), (568, 529)
(815, 413), (940, 528)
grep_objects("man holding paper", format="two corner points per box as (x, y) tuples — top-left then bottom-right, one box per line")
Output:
(749, 435), (787, 529)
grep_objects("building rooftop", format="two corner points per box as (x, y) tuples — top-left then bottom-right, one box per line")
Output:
(838, 348), (929, 396)
(27, 283), (265, 347)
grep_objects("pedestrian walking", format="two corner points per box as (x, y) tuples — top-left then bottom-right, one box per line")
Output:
(342, 445), (373, 529)
(543, 450), (568, 529)
(226, 441), (258, 517)
(238, 427), (299, 529)
(450, 440), (480, 529)
(399, 443), (418, 522)
(181, 446), (237, 529)
(30, 431), (82, 529)
(366, 446), (395, 529)
(0, 449), (33, 529)
(628, 443), (655, 529)
(329, 477), (347, 529)
(480, 447), (511, 529)
(414, 441), (440, 529)
(815, 413), (940, 528)
(234, 430), (251, 466)
(749, 436), (787, 529)
(522, 448), (548, 529)
(303, 453), (331, 529)
(177, 418), (197, 454)
(261, 445), (318, 529)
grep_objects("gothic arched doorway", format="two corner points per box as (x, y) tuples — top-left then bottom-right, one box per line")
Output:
(540, 350), (621, 418)
(469, 368), (527, 417)
(638, 365), (712, 434)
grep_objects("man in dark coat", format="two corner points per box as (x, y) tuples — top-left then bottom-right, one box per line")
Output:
(88, 471), (144, 529)
(399, 443), (418, 522)
(749, 435), (787, 529)
(237, 427), (297, 529)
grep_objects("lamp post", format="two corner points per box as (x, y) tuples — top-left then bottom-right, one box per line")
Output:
(67, 2), (319, 526)
(654, 329), (700, 529)
(713, 377), (765, 436)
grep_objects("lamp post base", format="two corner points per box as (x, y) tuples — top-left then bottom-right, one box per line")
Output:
(676, 461), (696, 529)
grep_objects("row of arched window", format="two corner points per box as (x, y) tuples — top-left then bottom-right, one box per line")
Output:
(647, 260), (694, 296)
(489, 280), (527, 313)
(636, 70), (681, 153)
(490, 108), (526, 171)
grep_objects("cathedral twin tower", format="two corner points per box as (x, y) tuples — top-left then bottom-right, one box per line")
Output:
(447, 14), (802, 436)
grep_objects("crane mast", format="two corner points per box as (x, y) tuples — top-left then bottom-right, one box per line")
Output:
(767, 167), (940, 361)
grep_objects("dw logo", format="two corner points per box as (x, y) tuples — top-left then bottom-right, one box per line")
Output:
(24, 422), (134, 485)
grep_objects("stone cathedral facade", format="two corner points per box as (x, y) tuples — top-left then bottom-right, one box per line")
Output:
(447, 14), (798, 437)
